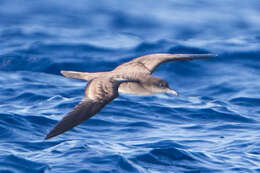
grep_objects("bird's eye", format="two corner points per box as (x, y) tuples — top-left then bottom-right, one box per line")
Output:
(159, 82), (166, 87)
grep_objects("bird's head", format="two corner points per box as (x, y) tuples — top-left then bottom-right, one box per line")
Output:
(146, 77), (178, 96)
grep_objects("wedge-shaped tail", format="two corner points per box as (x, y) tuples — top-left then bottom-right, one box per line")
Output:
(61, 70), (108, 81)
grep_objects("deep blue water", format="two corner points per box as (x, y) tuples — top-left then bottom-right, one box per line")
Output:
(0, 0), (260, 172)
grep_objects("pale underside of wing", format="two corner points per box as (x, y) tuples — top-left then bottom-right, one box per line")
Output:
(114, 53), (216, 74)
(45, 99), (107, 139)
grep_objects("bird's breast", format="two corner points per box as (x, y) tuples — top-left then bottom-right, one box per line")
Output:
(119, 82), (153, 95)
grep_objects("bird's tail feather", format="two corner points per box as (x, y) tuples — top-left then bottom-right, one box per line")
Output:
(61, 70), (106, 81)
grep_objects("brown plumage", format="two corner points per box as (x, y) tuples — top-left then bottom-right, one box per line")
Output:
(45, 53), (215, 139)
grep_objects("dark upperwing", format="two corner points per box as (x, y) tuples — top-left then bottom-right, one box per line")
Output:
(113, 53), (216, 74)
(45, 99), (107, 140)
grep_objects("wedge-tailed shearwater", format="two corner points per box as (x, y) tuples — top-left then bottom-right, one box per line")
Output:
(45, 53), (215, 139)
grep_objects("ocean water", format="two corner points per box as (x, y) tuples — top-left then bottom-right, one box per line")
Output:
(0, 0), (260, 172)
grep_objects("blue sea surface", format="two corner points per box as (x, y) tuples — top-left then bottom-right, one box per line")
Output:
(0, 0), (260, 172)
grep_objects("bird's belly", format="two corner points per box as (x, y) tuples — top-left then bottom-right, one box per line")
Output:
(119, 83), (153, 95)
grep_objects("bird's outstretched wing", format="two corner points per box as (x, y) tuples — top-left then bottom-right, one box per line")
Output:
(45, 99), (107, 140)
(114, 53), (216, 74)
(45, 76), (138, 140)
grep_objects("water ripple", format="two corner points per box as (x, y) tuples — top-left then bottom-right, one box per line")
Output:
(0, 0), (260, 172)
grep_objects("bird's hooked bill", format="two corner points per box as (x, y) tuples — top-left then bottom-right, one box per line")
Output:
(167, 88), (178, 96)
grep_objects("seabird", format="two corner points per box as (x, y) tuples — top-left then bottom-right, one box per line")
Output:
(45, 53), (215, 139)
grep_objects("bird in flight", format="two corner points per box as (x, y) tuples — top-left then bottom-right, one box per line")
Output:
(45, 53), (215, 139)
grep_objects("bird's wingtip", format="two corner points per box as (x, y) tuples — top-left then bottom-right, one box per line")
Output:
(198, 53), (217, 57)
(186, 53), (218, 59)
(60, 70), (67, 75)
(44, 133), (53, 140)
(44, 129), (59, 140)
